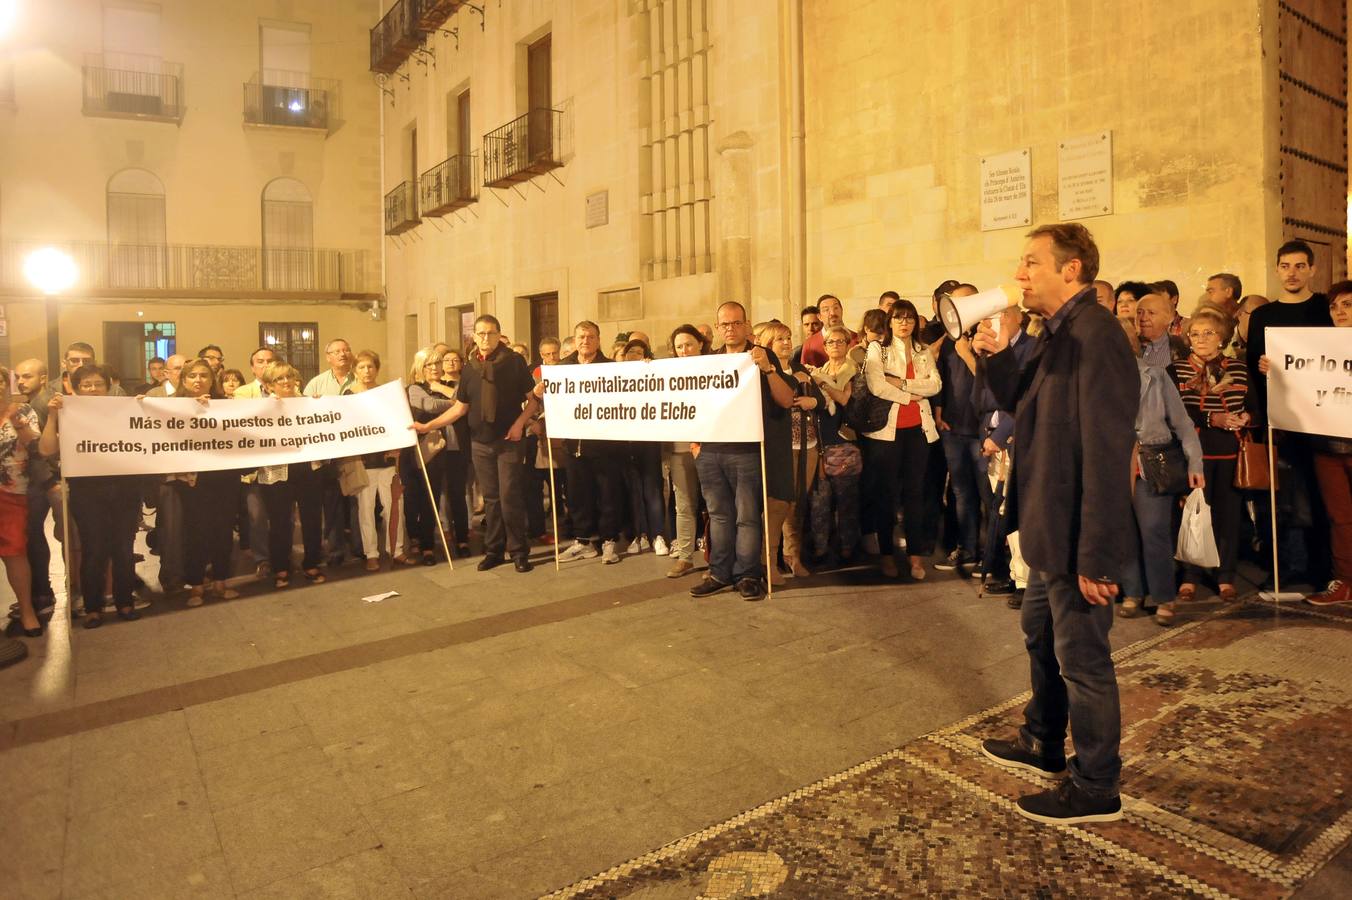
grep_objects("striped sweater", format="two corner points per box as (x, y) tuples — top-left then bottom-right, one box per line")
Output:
(1168, 354), (1249, 459)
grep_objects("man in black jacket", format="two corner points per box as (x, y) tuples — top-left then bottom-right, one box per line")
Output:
(972, 223), (1138, 825)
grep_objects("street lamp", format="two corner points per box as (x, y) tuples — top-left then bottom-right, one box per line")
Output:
(24, 246), (78, 376)
(0, 1), (19, 42)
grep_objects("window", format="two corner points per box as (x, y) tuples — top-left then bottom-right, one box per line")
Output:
(260, 21), (310, 87)
(259, 322), (319, 383)
(144, 321), (175, 361)
(261, 177), (314, 290)
(107, 168), (166, 288)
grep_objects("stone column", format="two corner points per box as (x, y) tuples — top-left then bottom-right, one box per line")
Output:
(716, 130), (754, 304)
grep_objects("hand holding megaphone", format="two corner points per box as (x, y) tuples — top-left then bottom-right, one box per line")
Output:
(939, 284), (1021, 355)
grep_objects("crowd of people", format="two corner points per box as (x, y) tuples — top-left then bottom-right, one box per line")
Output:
(1, 234), (1349, 642)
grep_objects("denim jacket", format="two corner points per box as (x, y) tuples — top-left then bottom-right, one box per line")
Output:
(1136, 362), (1204, 476)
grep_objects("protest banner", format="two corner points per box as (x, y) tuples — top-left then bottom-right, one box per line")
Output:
(539, 353), (764, 442)
(1266, 327), (1352, 439)
(57, 380), (415, 477)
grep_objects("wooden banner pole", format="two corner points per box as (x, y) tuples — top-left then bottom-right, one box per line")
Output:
(414, 441), (454, 570)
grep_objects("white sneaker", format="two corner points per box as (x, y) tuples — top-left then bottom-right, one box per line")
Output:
(561, 540), (589, 561)
(579, 542), (600, 559)
(626, 538), (641, 555)
(603, 540), (621, 564)
(640, 536), (651, 552)
(653, 536), (669, 556)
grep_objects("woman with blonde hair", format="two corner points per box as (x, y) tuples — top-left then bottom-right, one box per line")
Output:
(402, 347), (454, 565)
(344, 351), (409, 570)
(256, 362), (325, 588)
(755, 320), (823, 579)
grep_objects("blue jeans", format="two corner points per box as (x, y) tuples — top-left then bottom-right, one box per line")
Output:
(941, 432), (984, 555)
(695, 449), (763, 585)
(1121, 475), (1177, 602)
(1019, 570), (1122, 799)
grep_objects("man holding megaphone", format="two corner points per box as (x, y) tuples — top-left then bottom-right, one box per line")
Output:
(970, 222), (1139, 826)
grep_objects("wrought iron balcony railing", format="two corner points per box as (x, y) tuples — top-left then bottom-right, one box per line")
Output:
(243, 71), (336, 131)
(384, 182), (420, 236)
(82, 53), (184, 122)
(0, 240), (373, 297)
(483, 108), (564, 188)
(419, 153), (478, 216)
(369, 0), (463, 74)
(370, 0), (426, 75)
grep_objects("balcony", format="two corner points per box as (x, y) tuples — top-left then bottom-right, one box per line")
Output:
(243, 71), (336, 131)
(384, 182), (420, 236)
(0, 240), (375, 299)
(370, 0), (464, 74)
(483, 109), (564, 188)
(419, 154), (478, 216)
(370, 0), (425, 75)
(82, 53), (184, 123)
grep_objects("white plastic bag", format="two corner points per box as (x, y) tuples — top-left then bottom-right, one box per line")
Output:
(1176, 488), (1220, 569)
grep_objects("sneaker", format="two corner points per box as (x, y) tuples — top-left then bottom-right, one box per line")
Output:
(101, 596), (152, 613)
(1307, 580), (1351, 606)
(560, 540), (590, 561)
(653, 536), (669, 556)
(934, 550), (972, 572)
(602, 540), (621, 564)
(640, 536), (651, 552)
(579, 542), (600, 559)
(626, 538), (641, 555)
(736, 578), (766, 601)
(1007, 589), (1024, 610)
(690, 576), (732, 597)
(980, 736), (1067, 777)
(1015, 778), (1123, 825)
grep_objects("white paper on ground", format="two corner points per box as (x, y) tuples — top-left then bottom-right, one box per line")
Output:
(362, 590), (400, 603)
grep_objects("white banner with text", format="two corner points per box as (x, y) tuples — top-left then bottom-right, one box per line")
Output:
(1267, 327), (1352, 438)
(540, 354), (764, 442)
(58, 380), (415, 477)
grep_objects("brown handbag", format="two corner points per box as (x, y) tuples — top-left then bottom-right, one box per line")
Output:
(1233, 430), (1270, 490)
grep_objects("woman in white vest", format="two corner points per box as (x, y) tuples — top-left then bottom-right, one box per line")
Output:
(861, 300), (942, 580)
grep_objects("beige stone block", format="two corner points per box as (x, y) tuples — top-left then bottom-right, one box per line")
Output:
(914, 184), (949, 214)
(819, 200), (874, 232)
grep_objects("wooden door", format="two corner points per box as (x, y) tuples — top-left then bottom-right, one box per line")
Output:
(528, 292), (559, 356)
(103, 321), (146, 385)
(527, 34), (552, 160)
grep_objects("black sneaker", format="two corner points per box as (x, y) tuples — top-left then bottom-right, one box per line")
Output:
(736, 578), (766, 601)
(984, 578), (1015, 595)
(934, 550), (972, 572)
(1007, 589), (1024, 610)
(690, 576), (732, 598)
(1015, 778), (1122, 825)
(980, 736), (1067, 776)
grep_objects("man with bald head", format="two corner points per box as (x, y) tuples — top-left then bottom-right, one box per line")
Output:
(1136, 293), (1186, 368)
(146, 354), (186, 396)
(11, 360), (59, 620)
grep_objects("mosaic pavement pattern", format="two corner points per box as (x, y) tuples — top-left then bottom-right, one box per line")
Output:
(544, 603), (1352, 899)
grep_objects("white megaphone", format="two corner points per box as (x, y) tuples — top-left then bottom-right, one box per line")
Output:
(937, 284), (1022, 341)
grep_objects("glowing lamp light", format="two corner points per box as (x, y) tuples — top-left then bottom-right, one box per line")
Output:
(288, 99), (305, 113)
(264, 334), (278, 346)
(23, 247), (79, 296)
(0, 0), (19, 42)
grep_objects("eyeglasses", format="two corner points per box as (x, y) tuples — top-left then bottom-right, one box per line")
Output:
(473, 332), (498, 339)
(1188, 330), (1221, 340)
(823, 339), (848, 346)
(717, 321), (746, 329)
(892, 316), (917, 325)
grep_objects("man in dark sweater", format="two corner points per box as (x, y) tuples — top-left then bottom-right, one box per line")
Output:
(415, 315), (539, 573)
(1247, 240), (1333, 588)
